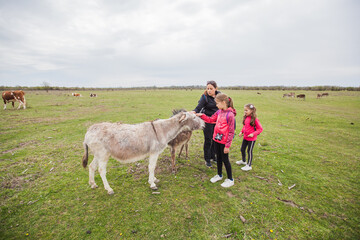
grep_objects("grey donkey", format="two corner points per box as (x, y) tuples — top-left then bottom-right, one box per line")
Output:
(82, 111), (205, 194)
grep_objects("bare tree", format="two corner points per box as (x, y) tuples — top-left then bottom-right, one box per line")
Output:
(42, 82), (51, 92)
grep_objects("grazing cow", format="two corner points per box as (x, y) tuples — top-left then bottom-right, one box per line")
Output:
(322, 93), (329, 97)
(283, 93), (291, 98)
(317, 93), (322, 99)
(72, 93), (82, 97)
(82, 111), (205, 194)
(2, 90), (26, 110)
(257, 92), (261, 95)
(167, 109), (193, 173)
(90, 93), (97, 97)
(297, 94), (306, 100)
(283, 92), (295, 98)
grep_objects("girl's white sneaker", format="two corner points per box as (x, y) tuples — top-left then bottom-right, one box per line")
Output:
(221, 179), (234, 188)
(236, 160), (247, 165)
(210, 175), (223, 183)
(241, 165), (252, 171)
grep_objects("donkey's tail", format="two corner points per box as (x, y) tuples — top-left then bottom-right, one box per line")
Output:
(82, 143), (88, 168)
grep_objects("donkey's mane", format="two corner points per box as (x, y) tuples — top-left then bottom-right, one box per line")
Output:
(172, 108), (187, 116)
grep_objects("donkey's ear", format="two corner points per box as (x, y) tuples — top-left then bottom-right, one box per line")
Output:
(179, 112), (188, 123)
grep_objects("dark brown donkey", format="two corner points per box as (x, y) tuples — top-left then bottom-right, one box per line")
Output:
(168, 109), (193, 173)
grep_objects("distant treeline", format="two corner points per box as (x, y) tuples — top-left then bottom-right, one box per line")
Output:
(0, 85), (359, 91)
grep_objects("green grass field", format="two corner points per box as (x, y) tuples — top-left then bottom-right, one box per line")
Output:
(1, 90), (359, 239)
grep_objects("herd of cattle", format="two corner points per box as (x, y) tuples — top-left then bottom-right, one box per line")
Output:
(282, 92), (329, 100)
(2, 91), (97, 109)
(72, 92), (97, 97)
(2, 90), (331, 110)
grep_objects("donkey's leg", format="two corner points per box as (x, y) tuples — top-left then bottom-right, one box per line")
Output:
(98, 154), (114, 195)
(148, 153), (160, 189)
(171, 147), (176, 173)
(89, 157), (99, 189)
(178, 145), (184, 158)
(185, 142), (189, 158)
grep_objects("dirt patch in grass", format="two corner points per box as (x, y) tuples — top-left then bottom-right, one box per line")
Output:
(156, 156), (173, 174)
(226, 191), (236, 198)
(126, 156), (174, 180)
(22, 116), (74, 125)
(1, 173), (41, 190)
(127, 162), (148, 179)
(276, 197), (315, 214)
(1, 140), (38, 154)
(123, 155), (194, 181)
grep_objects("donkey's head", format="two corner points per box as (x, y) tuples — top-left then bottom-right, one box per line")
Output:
(178, 111), (205, 131)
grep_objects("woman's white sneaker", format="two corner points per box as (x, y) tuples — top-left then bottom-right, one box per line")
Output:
(210, 175), (223, 183)
(241, 165), (252, 171)
(236, 160), (247, 165)
(221, 179), (234, 188)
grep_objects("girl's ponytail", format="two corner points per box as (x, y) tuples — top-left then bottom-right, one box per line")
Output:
(228, 97), (234, 109)
(215, 93), (234, 109)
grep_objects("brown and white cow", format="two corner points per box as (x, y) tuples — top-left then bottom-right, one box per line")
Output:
(72, 93), (82, 97)
(317, 93), (329, 98)
(2, 90), (26, 110)
(283, 93), (291, 98)
(283, 92), (295, 98)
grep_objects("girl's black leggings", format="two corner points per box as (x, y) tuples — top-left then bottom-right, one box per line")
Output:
(214, 142), (232, 180)
(241, 140), (256, 166)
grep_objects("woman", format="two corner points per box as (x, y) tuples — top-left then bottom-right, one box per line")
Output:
(192, 80), (220, 167)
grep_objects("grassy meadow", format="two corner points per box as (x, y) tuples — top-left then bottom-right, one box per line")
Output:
(0, 89), (359, 239)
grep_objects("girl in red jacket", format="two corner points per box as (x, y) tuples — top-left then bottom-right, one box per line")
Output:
(196, 93), (236, 188)
(236, 103), (263, 171)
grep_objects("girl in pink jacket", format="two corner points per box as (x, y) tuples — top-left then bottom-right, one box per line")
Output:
(196, 93), (236, 188)
(236, 103), (263, 171)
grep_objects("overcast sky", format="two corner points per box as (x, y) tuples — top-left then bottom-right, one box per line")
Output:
(0, 0), (359, 88)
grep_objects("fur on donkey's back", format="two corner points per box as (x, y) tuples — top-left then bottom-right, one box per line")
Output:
(82, 111), (204, 194)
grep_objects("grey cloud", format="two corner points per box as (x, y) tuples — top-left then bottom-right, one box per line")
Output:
(0, 0), (359, 87)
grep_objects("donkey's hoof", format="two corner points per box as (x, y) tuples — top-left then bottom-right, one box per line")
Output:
(150, 184), (158, 190)
(91, 184), (98, 189)
(107, 189), (114, 195)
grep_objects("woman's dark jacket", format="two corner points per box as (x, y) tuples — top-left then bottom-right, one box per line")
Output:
(193, 91), (220, 117)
